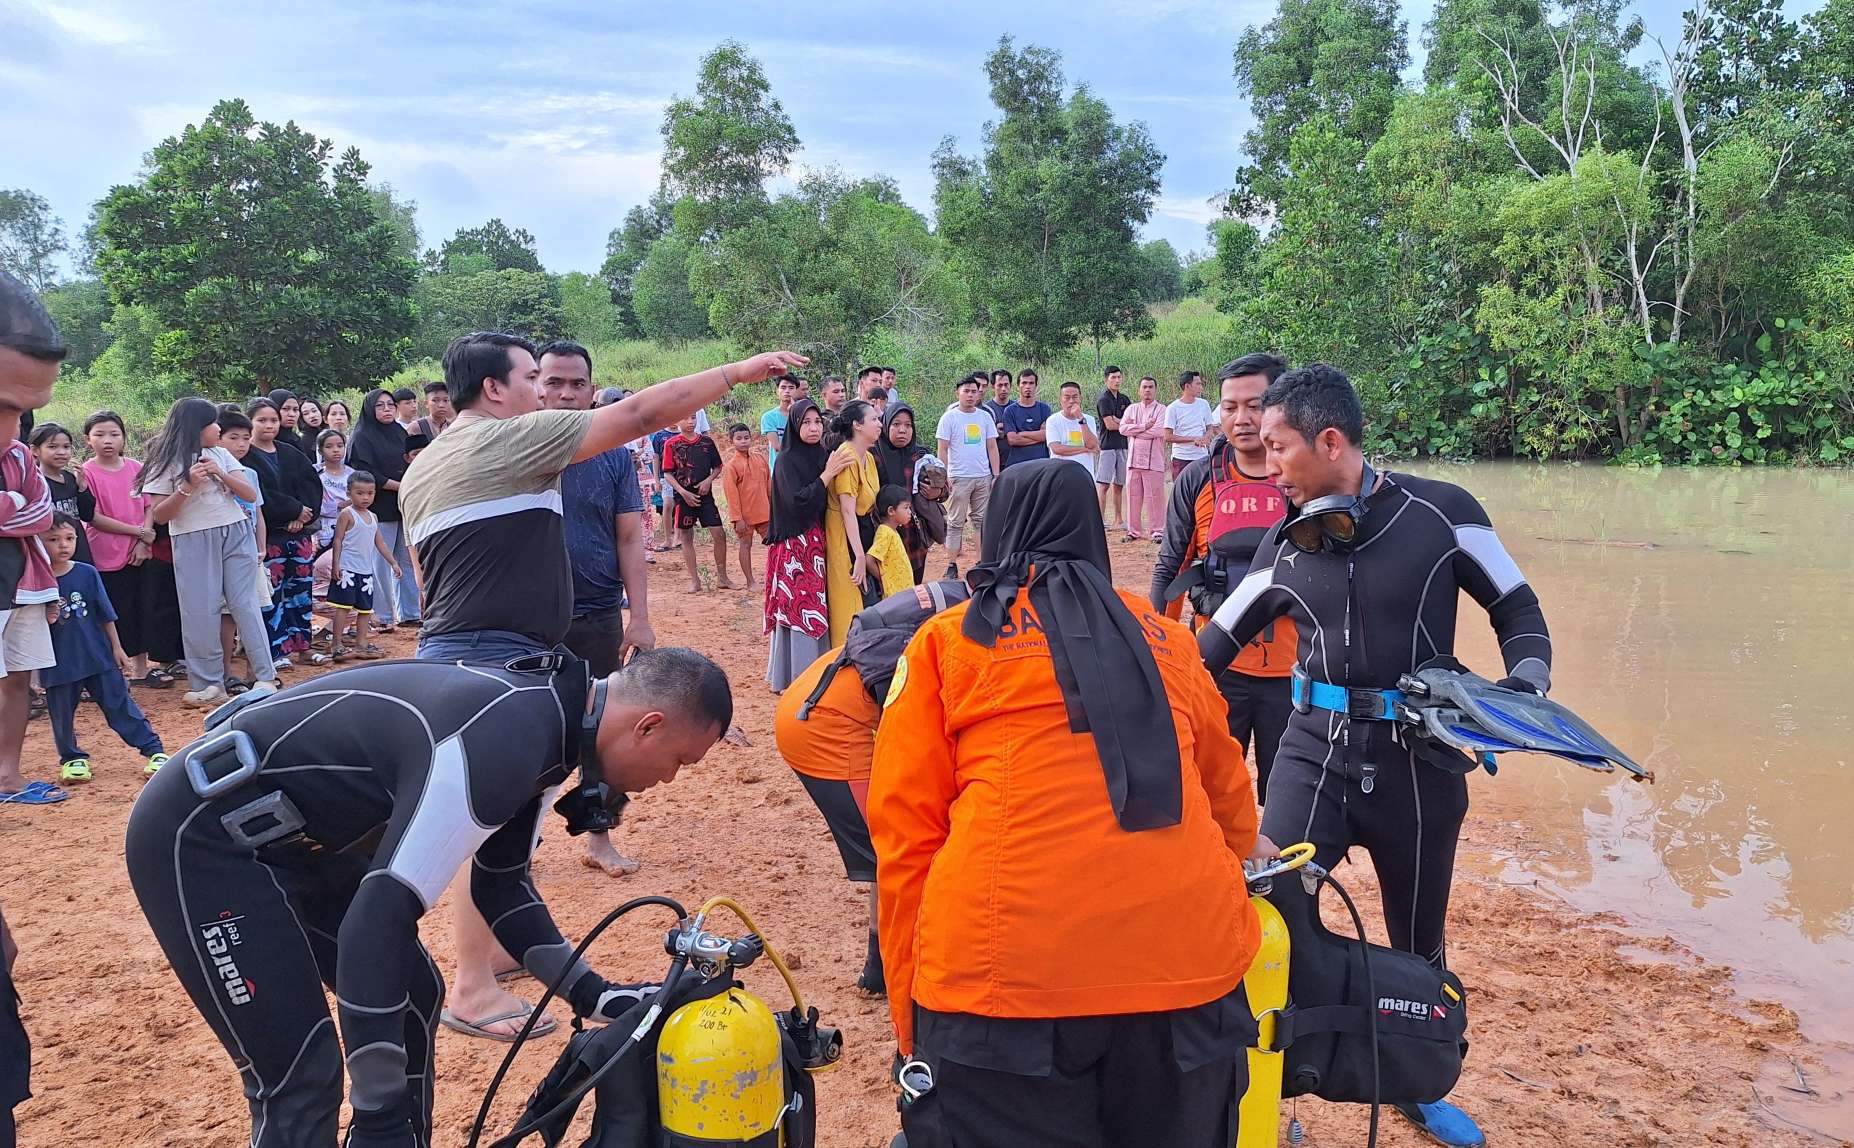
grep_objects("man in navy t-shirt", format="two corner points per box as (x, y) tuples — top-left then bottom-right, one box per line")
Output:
(540, 341), (653, 879)
(1000, 368), (1052, 468)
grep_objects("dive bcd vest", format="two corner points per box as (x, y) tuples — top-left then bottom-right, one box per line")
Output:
(798, 580), (971, 718)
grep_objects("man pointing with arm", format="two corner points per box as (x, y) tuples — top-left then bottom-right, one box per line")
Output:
(401, 332), (805, 667)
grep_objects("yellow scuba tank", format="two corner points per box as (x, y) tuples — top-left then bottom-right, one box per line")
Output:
(1238, 842), (1314, 1148)
(657, 984), (789, 1146)
(1238, 892), (1292, 1147)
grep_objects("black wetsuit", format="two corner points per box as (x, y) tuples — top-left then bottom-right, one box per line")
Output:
(1198, 472), (1551, 965)
(125, 660), (643, 1148)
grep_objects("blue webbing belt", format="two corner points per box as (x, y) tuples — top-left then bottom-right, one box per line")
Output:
(1289, 665), (1403, 721)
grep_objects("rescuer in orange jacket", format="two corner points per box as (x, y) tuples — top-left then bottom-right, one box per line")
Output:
(868, 459), (1274, 1148)
(772, 579), (968, 995)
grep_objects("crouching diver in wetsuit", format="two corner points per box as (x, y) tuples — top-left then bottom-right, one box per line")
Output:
(870, 460), (1273, 1148)
(1198, 365), (1552, 1148)
(125, 647), (732, 1148)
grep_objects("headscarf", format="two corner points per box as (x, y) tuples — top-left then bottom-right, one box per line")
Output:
(962, 460), (1182, 832)
(268, 388), (305, 453)
(872, 403), (925, 491)
(768, 398), (830, 544)
(346, 388), (408, 469)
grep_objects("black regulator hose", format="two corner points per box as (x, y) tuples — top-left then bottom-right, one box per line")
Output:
(1319, 872), (1380, 1148)
(466, 894), (689, 1148)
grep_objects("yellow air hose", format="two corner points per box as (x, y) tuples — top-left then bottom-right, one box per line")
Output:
(696, 895), (807, 1015)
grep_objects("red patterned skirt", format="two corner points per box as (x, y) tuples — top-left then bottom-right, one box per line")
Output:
(764, 525), (829, 638)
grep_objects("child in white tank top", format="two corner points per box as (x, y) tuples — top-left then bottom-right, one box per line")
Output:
(327, 471), (399, 660)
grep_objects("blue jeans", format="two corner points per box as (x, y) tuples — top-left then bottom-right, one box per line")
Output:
(47, 671), (164, 763)
(373, 520), (420, 625)
(415, 629), (547, 665)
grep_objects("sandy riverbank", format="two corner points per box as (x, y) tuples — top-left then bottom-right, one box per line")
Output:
(1, 537), (1846, 1146)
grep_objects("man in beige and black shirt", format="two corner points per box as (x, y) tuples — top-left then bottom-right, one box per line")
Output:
(399, 329), (804, 1041)
(401, 332), (803, 662)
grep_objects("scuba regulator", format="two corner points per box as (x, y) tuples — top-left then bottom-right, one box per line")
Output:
(500, 651), (623, 837)
(554, 671), (625, 836)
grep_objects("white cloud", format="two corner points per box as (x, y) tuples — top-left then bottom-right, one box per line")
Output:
(36, 1), (159, 49)
(1154, 193), (1224, 227)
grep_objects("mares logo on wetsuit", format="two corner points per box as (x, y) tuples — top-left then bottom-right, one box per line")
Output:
(199, 914), (254, 1006)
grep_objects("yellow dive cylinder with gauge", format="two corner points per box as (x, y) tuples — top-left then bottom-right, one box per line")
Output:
(657, 984), (789, 1145)
(653, 896), (841, 1147)
(1237, 842), (1316, 1148)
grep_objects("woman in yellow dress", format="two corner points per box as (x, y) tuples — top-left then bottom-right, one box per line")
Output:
(825, 399), (883, 645)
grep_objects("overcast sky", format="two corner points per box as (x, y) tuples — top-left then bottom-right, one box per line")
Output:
(2, 0), (1771, 276)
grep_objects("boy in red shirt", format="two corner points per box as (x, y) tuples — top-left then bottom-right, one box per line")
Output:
(717, 423), (771, 588)
(660, 415), (731, 592)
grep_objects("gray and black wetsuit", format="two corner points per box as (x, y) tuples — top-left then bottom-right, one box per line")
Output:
(1198, 471), (1551, 966)
(125, 660), (641, 1148)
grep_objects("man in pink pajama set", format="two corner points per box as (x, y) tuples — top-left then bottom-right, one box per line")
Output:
(1118, 375), (1170, 542)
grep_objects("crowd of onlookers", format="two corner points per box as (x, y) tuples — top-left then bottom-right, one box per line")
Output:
(758, 363), (1220, 691)
(0, 346), (1224, 800)
(0, 377), (469, 805)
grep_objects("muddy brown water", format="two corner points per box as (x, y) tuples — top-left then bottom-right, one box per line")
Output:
(1399, 462), (1854, 1052)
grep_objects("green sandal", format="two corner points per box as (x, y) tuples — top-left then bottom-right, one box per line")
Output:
(60, 758), (93, 783)
(144, 753), (170, 777)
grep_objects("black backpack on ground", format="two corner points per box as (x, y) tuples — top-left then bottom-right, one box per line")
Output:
(1266, 875), (1470, 1105)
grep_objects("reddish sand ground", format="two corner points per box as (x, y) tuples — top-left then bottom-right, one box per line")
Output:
(2, 537), (1847, 1147)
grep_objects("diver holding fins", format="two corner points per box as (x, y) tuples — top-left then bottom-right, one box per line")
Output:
(1197, 364), (1554, 1148)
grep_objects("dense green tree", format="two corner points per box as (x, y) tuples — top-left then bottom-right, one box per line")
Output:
(367, 184), (422, 266)
(1686, 0), (1801, 140)
(434, 218), (542, 273)
(1206, 220), (1263, 313)
(40, 279), (111, 369)
(693, 172), (962, 372)
(599, 192), (676, 338)
(1134, 240), (1185, 303)
(1790, 0), (1854, 243)
(95, 99), (415, 396)
(632, 235), (710, 341)
(659, 40), (799, 240)
(935, 37), (1164, 364)
(0, 189), (65, 291)
(411, 266), (562, 358)
(1424, 0), (1552, 121)
(557, 271), (625, 345)
(1256, 115), (1393, 373)
(1231, 0), (1408, 211)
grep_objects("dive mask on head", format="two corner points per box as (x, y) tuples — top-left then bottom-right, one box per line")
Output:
(554, 674), (626, 835)
(1276, 460), (1377, 554)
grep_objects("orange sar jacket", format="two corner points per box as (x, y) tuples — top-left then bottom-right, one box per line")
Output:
(774, 647), (879, 784)
(867, 586), (1262, 1055)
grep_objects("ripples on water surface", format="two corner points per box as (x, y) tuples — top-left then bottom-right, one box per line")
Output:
(1404, 461), (1854, 1043)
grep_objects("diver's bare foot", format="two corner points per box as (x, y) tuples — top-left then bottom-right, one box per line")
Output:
(685, 578), (704, 593)
(582, 837), (641, 876)
(715, 577), (740, 591)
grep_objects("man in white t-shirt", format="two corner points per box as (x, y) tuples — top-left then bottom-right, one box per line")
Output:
(1164, 370), (1215, 479)
(1044, 381), (1100, 480)
(935, 371), (1001, 577)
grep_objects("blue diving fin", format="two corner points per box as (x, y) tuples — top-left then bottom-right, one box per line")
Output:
(1398, 665), (1654, 783)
